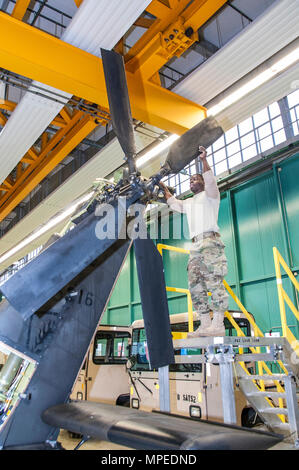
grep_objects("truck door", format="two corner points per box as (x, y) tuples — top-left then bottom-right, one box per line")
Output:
(86, 329), (131, 405)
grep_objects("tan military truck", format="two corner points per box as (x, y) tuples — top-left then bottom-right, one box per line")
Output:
(128, 311), (255, 426)
(70, 325), (131, 406)
(71, 311), (258, 427)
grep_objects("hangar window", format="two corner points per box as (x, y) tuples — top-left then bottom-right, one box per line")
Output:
(274, 130), (287, 146)
(242, 144), (258, 161)
(269, 102), (281, 119)
(288, 89), (299, 108)
(225, 127), (239, 144)
(162, 89), (299, 197)
(239, 117), (253, 136)
(215, 159), (228, 176)
(253, 108), (269, 127)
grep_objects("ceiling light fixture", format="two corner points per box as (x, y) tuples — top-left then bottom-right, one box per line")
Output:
(136, 134), (179, 168)
(207, 46), (299, 117)
(0, 191), (94, 266)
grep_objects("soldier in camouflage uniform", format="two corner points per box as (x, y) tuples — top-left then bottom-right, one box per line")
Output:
(161, 146), (228, 337)
(188, 236), (228, 329)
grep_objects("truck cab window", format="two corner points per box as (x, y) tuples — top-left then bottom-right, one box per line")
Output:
(93, 331), (130, 365)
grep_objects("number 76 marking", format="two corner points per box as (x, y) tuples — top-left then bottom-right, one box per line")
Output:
(78, 289), (93, 307)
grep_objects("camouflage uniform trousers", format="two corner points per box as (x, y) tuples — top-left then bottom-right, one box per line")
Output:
(187, 236), (229, 316)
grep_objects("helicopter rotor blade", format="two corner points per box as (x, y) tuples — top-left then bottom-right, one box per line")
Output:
(101, 48), (136, 174)
(151, 116), (223, 181)
(133, 235), (174, 369)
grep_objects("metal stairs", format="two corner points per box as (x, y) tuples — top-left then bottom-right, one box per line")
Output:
(172, 335), (299, 447)
(235, 363), (299, 442)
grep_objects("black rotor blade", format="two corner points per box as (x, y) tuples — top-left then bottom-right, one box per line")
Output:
(133, 236), (174, 370)
(101, 48), (136, 173)
(165, 115), (223, 174)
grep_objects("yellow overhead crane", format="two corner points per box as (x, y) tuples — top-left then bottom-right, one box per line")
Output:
(10, 0), (31, 21)
(124, 0), (226, 83)
(0, 0), (226, 223)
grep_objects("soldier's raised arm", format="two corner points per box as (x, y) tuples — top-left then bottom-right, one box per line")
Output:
(199, 146), (219, 200)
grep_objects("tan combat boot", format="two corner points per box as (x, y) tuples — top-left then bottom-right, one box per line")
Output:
(187, 314), (211, 338)
(200, 312), (225, 337)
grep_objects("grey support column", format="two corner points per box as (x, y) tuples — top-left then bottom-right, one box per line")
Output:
(284, 373), (299, 447)
(278, 97), (294, 141)
(158, 366), (170, 413)
(218, 345), (237, 425)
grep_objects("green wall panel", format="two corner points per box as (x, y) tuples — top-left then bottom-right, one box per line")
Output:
(219, 192), (237, 287)
(100, 309), (109, 325)
(108, 306), (131, 326)
(131, 249), (141, 305)
(108, 254), (131, 308)
(240, 277), (296, 335)
(162, 248), (188, 291)
(233, 173), (286, 282)
(167, 294), (189, 315)
(278, 154), (299, 267)
(131, 303), (143, 322)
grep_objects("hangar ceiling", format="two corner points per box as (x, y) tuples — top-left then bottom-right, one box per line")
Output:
(0, 0), (298, 273)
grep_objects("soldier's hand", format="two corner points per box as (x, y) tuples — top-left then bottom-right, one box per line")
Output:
(159, 181), (172, 200)
(198, 146), (207, 159)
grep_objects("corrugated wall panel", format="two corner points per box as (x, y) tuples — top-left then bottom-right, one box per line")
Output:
(218, 193), (237, 290)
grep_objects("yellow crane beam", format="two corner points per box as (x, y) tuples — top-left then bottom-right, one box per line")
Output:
(11, 0), (31, 21)
(126, 0), (227, 81)
(0, 97), (108, 222)
(0, 98), (93, 129)
(146, 0), (173, 18)
(0, 0), (226, 223)
(0, 111), (7, 126)
(0, 110), (98, 222)
(0, 12), (205, 136)
(127, 0), (191, 65)
(73, 0), (84, 7)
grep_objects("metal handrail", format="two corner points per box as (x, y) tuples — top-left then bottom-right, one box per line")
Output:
(273, 246), (299, 357)
(157, 244), (194, 337)
(157, 242), (265, 336)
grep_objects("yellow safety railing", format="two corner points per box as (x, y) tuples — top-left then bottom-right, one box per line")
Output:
(157, 244), (193, 339)
(157, 243), (265, 338)
(157, 243), (289, 421)
(166, 287), (193, 337)
(273, 246), (299, 359)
